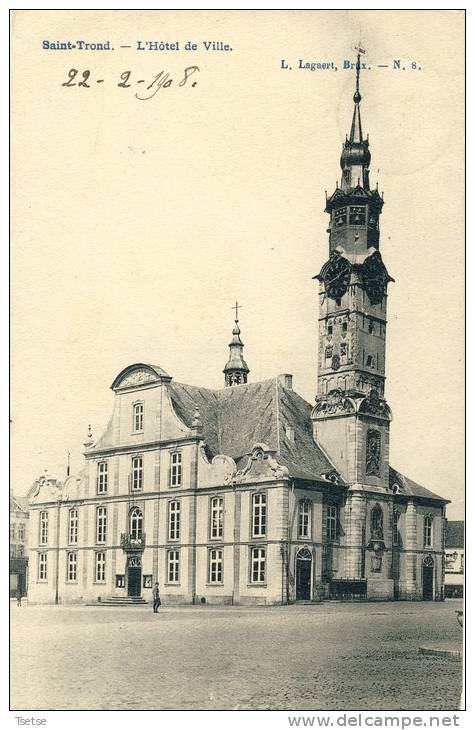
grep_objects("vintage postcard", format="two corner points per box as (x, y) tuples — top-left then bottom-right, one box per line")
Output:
(10, 8), (465, 716)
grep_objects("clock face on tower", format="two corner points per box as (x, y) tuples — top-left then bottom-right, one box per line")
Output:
(361, 253), (388, 305)
(323, 256), (352, 302)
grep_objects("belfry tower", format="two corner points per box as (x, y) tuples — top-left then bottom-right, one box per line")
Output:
(311, 49), (395, 598)
(223, 302), (250, 387)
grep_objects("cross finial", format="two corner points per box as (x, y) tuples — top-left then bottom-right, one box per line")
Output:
(232, 300), (242, 322)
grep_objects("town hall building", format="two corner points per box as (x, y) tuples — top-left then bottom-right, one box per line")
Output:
(27, 53), (448, 605)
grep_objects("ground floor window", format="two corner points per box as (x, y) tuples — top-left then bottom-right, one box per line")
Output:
(208, 548), (223, 584)
(167, 549), (180, 583)
(38, 552), (47, 581)
(95, 551), (106, 582)
(67, 552), (77, 582)
(250, 546), (266, 584)
(143, 574), (152, 588)
(115, 574), (125, 588)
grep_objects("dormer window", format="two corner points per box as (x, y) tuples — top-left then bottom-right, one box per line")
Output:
(133, 402), (144, 432)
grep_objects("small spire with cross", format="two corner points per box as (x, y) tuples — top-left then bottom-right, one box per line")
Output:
(223, 301), (250, 387)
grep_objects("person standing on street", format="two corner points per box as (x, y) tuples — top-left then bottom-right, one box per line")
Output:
(152, 582), (161, 613)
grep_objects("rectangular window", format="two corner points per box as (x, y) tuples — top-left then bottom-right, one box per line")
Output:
(17, 545), (24, 557)
(340, 343), (347, 357)
(171, 452), (182, 487)
(252, 493), (267, 538)
(18, 523), (25, 540)
(167, 549), (180, 583)
(327, 323), (333, 335)
(10, 524), (16, 540)
(68, 509), (78, 544)
(424, 517), (433, 548)
(210, 496), (224, 539)
(115, 574), (125, 588)
(133, 402), (144, 432)
(326, 505), (338, 542)
(95, 551), (106, 582)
(168, 500), (180, 541)
(96, 506), (107, 544)
(325, 346), (333, 360)
(298, 500), (311, 539)
(366, 354), (374, 368)
(208, 548), (223, 584)
(97, 461), (108, 494)
(131, 456), (143, 491)
(250, 546), (266, 584)
(143, 575), (152, 588)
(342, 321), (348, 333)
(38, 552), (48, 581)
(67, 552), (77, 582)
(39, 511), (48, 545)
(368, 320), (375, 334)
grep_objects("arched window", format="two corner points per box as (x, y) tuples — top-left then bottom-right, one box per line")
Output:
(424, 514), (434, 548)
(298, 500), (311, 539)
(129, 507), (143, 540)
(370, 504), (384, 540)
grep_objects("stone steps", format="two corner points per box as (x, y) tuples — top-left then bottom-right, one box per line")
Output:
(91, 596), (148, 606)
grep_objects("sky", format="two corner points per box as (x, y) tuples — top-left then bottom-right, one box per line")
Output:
(11, 10), (464, 518)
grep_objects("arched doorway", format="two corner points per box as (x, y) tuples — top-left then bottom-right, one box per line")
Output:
(422, 555), (434, 601)
(127, 555), (142, 597)
(296, 547), (312, 601)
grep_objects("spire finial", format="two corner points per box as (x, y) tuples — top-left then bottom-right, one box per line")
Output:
(353, 43), (365, 104)
(233, 300), (242, 323)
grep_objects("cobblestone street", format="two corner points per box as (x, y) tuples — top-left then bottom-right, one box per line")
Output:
(11, 600), (463, 711)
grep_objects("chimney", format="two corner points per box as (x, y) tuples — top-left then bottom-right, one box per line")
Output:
(278, 373), (293, 390)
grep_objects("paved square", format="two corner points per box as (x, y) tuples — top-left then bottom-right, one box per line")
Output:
(11, 600), (463, 710)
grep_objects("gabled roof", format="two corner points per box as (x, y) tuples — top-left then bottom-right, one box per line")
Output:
(10, 494), (28, 514)
(445, 520), (464, 548)
(389, 466), (448, 504)
(169, 378), (338, 482)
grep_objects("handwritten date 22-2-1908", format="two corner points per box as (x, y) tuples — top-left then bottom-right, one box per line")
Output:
(61, 66), (200, 100)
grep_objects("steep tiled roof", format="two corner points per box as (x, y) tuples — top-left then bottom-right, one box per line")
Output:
(445, 520), (464, 548)
(169, 378), (337, 481)
(389, 466), (448, 503)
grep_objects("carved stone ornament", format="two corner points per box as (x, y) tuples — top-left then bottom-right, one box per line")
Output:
(366, 430), (381, 476)
(359, 389), (391, 419)
(119, 368), (157, 388)
(234, 443), (289, 483)
(313, 388), (355, 418)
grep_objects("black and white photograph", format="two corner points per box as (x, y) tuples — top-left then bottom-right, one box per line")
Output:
(9, 7), (465, 718)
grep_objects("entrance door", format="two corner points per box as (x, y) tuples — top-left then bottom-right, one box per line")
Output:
(127, 567), (141, 597)
(422, 557), (434, 601)
(296, 548), (312, 601)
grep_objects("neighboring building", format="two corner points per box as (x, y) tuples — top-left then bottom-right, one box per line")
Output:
(10, 493), (29, 597)
(27, 52), (448, 606)
(444, 520), (464, 598)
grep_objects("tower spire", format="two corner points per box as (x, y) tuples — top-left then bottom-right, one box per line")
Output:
(339, 44), (371, 190)
(223, 301), (250, 387)
(349, 45), (364, 143)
